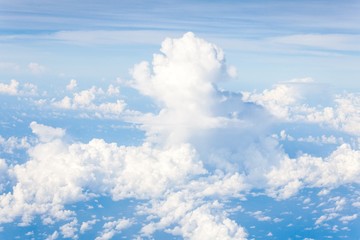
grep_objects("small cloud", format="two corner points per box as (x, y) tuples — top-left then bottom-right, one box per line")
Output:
(45, 231), (59, 240)
(66, 79), (77, 91)
(250, 211), (271, 221)
(60, 219), (78, 239)
(30, 121), (66, 142)
(80, 219), (98, 234)
(28, 62), (46, 74)
(303, 198), (311, 204)
(227, 65), (237, 78)
(106, 84), (120, 95)
(0, 79), (19, 95)
(339, 214), (358, 224)
(96, 218), (132, 240)
(0, 79), (37, 96)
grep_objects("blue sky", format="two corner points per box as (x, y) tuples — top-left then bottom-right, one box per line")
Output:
(1, 0), (360, 90)
(0, 1), (360, 239)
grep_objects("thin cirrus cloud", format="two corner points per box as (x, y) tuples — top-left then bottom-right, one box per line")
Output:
(270, 34), (360, 52)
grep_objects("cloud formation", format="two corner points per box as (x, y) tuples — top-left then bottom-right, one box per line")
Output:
(28, 62), (46, 74)
(266, 144), (360, 199)
(52, 85), (126, 117)
(243, 80), (360, 136)
(1, 32), (359, 239)
(0, 79), (38, 96)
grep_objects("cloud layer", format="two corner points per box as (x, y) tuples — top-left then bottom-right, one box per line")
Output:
(0, 32), (359, 239)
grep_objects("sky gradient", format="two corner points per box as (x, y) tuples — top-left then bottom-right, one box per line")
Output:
(0, 1), (360, 239)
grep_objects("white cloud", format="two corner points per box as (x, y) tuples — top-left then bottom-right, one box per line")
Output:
(0, 159), (9, 193)
(45, 231), (59, 240)
(266, 144), (360, 199)
(250, 211), (271, 222)
(129, 32), (283, 182)
(0, 79), (38, 96)
(73, 87), (98, 106)
(130, 32), (228, 145)
(274, 130), (342, 145)
(352, 201), (360, 208)
(22, 82), (38, 96)
(80, 219), (98, 234)
(96, 100), (126, 115)
(243, 81), (360, 136)
(106, 84), (120, 95)
(339, 214), (358, 224)
(169, 202), (247, 240)
(52, 85), (126, 117)
(3, 32), (360, 239)
(0, 135), (30, 153)
(0, 122), (205, 226)
(306, 93), (360, 136)
(28, 62), (45, 74)
(66, 79), (77, 91)
(60, 219), (78, 239)
(30, 121), (66, 143)
(95, 218), (132, 240)
(139, 172), (247, 239)
(0, 79), (19, 95)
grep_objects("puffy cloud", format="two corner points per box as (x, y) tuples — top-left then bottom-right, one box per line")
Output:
(243, 81), (360, 136)
(21, 82), (38, 96)
(30, 122), (66, 143)
(242, 81), (300, 119)
(0, 121), (251, 239)
(0, 79), (19, 95)
(0, 123), (205, 225)
(53, 85), (126, 116)
(80, 219), (98, 234)
(0, 159), (9, 193)
(306, 93), (360, 136)
(0, 79), (38, 96)
(96, 100), (126, 115)
(129, 32), (281, 181)
(28, 62), (45, 74)
(95, 218), (132, 240)
(266, 144), (360, 199)
(273, 130), (343, 145)
(3, 32), (360, 239)
(339, 214), (358, 224)
(106, 84), (120, 95)
(130, 32), (228, 145)
(139, 172), (247, 239)
(250, 211), (271, 222)
(66, 79), (77, 91)
(60, 219), (78, 239)
(313, 196), (348, 226)
(0, 135), (30, 153)
(73, 87), (98, 106)
(169, 202), (247, 240)
(45, 231), (59, 240)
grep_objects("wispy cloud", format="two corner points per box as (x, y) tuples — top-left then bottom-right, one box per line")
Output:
(271, 34), (360, 52)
